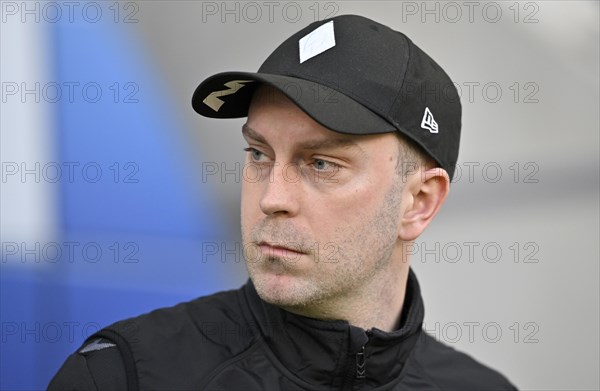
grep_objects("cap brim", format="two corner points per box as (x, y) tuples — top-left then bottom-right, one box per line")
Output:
(192, 72), (396, 135)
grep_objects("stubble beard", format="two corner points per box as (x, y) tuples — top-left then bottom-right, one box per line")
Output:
(242, 178), (405, 315)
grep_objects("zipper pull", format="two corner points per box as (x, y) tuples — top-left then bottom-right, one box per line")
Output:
(356, 345), (366, 379)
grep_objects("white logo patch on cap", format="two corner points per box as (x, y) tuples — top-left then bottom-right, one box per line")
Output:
(421, 107), (439, 133)
(299, 21), (336, 64)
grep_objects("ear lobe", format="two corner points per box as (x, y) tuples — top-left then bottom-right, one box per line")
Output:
(399, 168), (450, 241)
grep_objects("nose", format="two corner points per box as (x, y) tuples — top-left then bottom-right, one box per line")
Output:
(259, 162), (300, 216)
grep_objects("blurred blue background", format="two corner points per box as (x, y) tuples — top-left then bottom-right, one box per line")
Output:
(1, 1), (599, 390)
(1, 5), (246, 389)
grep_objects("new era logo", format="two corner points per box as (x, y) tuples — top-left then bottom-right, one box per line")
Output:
(421, 107), (438, 134)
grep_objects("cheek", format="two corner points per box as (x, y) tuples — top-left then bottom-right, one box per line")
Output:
(241, 178), (261, 226)
(337, 173), (382, 211)
(312, 177), (383, 236)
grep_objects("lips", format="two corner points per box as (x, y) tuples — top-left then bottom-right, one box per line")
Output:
(258, 241), (306, 260)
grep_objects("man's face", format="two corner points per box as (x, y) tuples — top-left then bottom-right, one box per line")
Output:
(241, 86), (407, 311)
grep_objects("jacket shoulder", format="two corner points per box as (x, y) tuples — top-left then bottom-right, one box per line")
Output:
(407, 332), (518, 390)
(48, 337), (126, 391)
(49, 286), (253, 390)
(110, 285), (248, 341)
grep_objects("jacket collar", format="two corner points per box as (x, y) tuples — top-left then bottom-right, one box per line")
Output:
(240, 268), (425, 389)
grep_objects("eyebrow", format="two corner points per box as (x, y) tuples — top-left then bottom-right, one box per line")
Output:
(242, 124), (364, 153)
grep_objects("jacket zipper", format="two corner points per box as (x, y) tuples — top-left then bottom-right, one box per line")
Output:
(355, 345), (366, 379)
(355, 329), (372, 380)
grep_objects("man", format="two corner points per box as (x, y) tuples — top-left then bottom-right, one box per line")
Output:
(49, 15), (517, 390)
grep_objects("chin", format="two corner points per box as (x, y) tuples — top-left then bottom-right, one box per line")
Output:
(251, 272), (314, 308)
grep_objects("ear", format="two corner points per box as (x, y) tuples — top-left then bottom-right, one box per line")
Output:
(398, 168), (450, 241)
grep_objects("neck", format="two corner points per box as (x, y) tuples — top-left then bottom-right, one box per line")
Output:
(282, 256), (411, 332)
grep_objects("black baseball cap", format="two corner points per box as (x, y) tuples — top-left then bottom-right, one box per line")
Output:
(192, 14), (461, 178)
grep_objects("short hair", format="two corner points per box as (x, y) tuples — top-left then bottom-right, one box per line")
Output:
(394, 133), (436, 177)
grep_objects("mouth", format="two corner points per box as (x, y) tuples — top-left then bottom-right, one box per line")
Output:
(257, 241), (306, 261)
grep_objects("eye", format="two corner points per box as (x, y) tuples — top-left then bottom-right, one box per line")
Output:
(313, 159), (328, 171)
(243, 147), (268, 162)
(311, 158), (340, 172)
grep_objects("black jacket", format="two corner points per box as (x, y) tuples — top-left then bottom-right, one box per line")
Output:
(49, 269), (517, 390)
